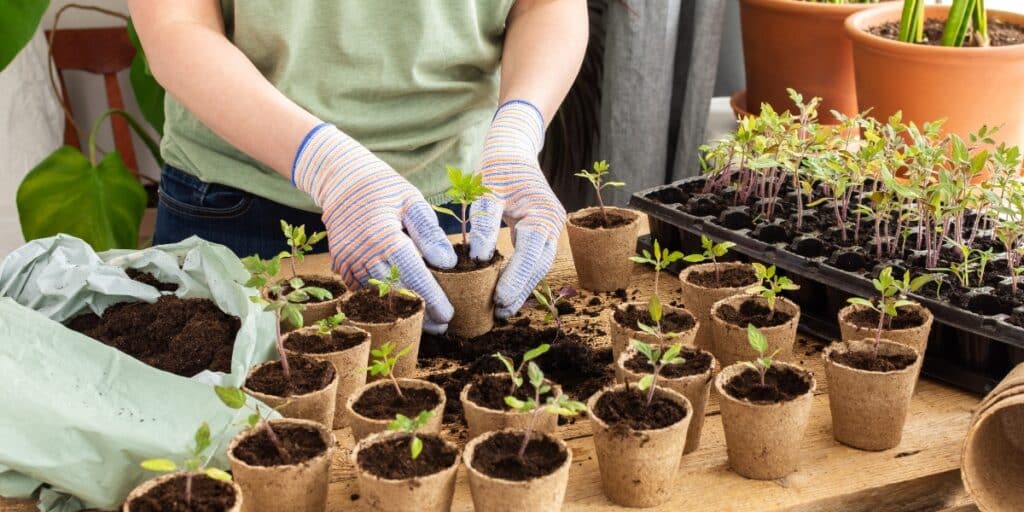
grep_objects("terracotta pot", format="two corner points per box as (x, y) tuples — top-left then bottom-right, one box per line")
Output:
(709, 294), (800, 367)
(463, 429), (571, 512)
(344, 378), (446, 442)
(679, 262), (756, 351)
(838, 302), (933, 355)
(587, 384), (692, 507)
(351, 431), (459, 512)
(242, 358), (339, 428)
(962, 393), (1024, 511)
(345, 296), (424, 379)
(823, 339), (923, 451)
(615, 347), (718, 454)
(122, 471), (243, 512)
(282, 325), (371, 428)
(566, 206), (641, 292)
(430, 252), (503, 338)
(846, 4), (1024, 161)
(461, 377), (562, 440)
(715, 362), (816, 480)
(227, 419), (335, 512)
(263, 274), (347, 331)
(607, 302), (699, 361)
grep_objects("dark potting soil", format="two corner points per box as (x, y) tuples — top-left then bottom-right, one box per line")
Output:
(67, 296), (240, 377)
(831, 349), (917, 372)
(716, 299), (793, 328)
(357, 434), (457, 480)
(126, 269), (179, 292)
(869, 18), (1024, 47)
(466, 373), (547, 411)
(232, 422), (327, 467)
(351, 383), (441, 420)
(846, 306), (926, 330)
(613, 303), (696, 333)
(129, 473), (236, 512)
(470, 431), (567, 481)
(724, 366), (811, 404)
(244, 356), (336, 397)
(342, 287), (423, 323)
(593, 388), (687, 430)
(283, 329), (367, 354)
(570, 209), (634, 229)
(429, 243), (499, 273)
(277, 276), (346, 304)
(685, 265), (758, 289)
(622, 346), (712, 378)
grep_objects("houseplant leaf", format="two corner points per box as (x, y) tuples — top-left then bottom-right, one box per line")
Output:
(0, 0), (49, 71)
(126, 18), (165, 135)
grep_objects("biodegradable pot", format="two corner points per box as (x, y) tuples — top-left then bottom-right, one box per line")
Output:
(962, 393), (1024, 511)
(607, 302), (699, 361)
(976, 363), (1024, 417)
(846, 4), (1024, 162)
(715, 362), (816, 480)
(463, 429), (571, 512)
(709, 294), (800, 367)
(565, 206), (641, 292)
(615, 347), (718, 454)
(823, 339), (923, 451)
(282, 325), (371, 428)
(227, 418), (335, 512)
(344, 378), (446, 442)
(263, 274), (347, 330)
(429, 252), (503, 338)
(122, 471), (243, 512)
(838, 302), (934, 355)
(587, 385), (692, 507)
(345, 297), (424, 379)
(679, 262), (756, 352)
(351, 431), (459, 512)
(242, 359), (339, 428)
(461, 377), (562, 440)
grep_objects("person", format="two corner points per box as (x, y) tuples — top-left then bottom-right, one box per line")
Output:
(128, 0), (588, 334)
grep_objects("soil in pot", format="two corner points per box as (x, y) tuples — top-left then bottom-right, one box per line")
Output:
(723, 366), (812, 404)
(352, 383), (442, 420)
(830, 347), (917, 372)
(430, 243), (499, 273)
(845, 306), (927, 331)
(685, 266), (758, 289)
(467, 373), (544, 410)
(126, 473), (237, 512)
(470, 431), (568, 480)
(622, 346), (713, 378)
(231, 422), (328, 467)
(244, 357), (336, 397)
(593, 387), (687, 430)
(569, 209), (635, 229)
(282, 329), (367, 354)
(717, 299), (794, 328)
(869, 18), (1024, 47)
(356, 434), (458, 480)
(275, 276), (346, 303)
(613, 303), (696, 333)
(343, 288), (423, 323)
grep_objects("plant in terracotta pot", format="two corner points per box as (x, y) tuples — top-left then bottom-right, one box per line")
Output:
(342, 264), (426, 378)
(678, 235), (758, 351)
(715, 325), (816, 480)
(430, 166), (504, 337)
(588, 341), (693, 507)
(352, 410), (460, 512)
(345, 341), (446, 441)
(565, 160), (641, 292)
(839, 267), (935, 353)
(709, 263), (801, 367)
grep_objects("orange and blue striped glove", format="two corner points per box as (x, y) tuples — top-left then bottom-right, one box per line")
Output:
(293, 124), (457, 333)
(469, 100), (567, 318)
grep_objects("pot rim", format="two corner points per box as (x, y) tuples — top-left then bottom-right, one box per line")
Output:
(822, 338), (921, 375)
(351, 430), (461, 483)
(741, 0), (885, 17)
(586, 383), (692, 434)
(281, 325), (371, 357)
(710, 293), (800, 330)
(428, 249), (505, 278)
(243, 357), (339, 400)
(615, 346), (717, 383)
(838, 302), (933, 333)
(462, 428), (571, 484)
(123, 470), (243, 511)
(679, 262), (758, 292)
(345, 378), (446, 424)
(714, 361), (817, 408)
(342, 292), (426, 327)
(461, 374), (563, 416)
(961, 392), (1024, 507)
(227, 417), (335, 471)
(611, 301), (699, 331)
(567, 205), (640, 230)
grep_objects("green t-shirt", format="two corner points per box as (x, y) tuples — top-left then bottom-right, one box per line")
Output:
(161, 0), (516, 211)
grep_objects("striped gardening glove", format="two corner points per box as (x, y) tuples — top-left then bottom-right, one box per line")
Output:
(293, 124), (457, 333)
(469, 100), (567, 318)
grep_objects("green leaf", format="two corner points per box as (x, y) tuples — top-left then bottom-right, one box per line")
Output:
(747, 324), (768, 354)
(638, 374), (654, 391)
(0, 0), (49, 72)
(247, 414), (260, 427)
(204, 468), (233, 482)
(527, 361), (544, 389)
(126, 19), (165, 136)
(683, 254), (706, 263)
(284, 305), (304, 329)
(215, 386), (248, 409)
(522, 344), (550, 363)
(140, 459), (177, 472)
(431, 205), (456, 218)
(194, 422), (211, 455)
(504, 396), (528, 410)
(847, 297), (876, 309)
(410, 436), (423, 460)
(648, 294), (662, 323)
(661, 343), (682, 363)
(305, 286), (333, 301)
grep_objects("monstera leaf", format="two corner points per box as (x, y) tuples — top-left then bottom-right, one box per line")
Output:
(126, 18), (165, 135)
(0, 0), (50, 71)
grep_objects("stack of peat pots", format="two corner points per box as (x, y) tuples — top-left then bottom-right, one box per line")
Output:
(962, 363), (1024, 511)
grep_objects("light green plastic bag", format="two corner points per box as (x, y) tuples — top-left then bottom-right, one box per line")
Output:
(0, 235), (279, 511)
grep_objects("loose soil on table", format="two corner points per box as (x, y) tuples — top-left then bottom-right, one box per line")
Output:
(471, 431), (567, 480)
(244, 357), (336, 396)
(429, 243), (499, 273)
(232, 422), (327, 467)
(67, 296), (240, 377)
(342, 288), (423, 323)
(724, 366), (811, 404)
(685, 265), (758, 289)
(593, 388), (687, 431)
(846, 306), (926, 330)
(570, 209), (634, 229)
(466, 373), (547, 411)
(277, 276), (346, 304)
(129, 473), (236, 512)
(869, 18), (1024, 47)
(613, 303), (696, 332)
(126, 269), (179, 292)
(832, 349), (917, 372)
(351, 384), (441, 420)
(357, 434), (457, 480)
(623, 346), (712, 378)
(283, 329), (367, 354)
(716, 299), (793, 328)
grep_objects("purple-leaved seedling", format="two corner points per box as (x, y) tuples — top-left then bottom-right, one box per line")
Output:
(531, 280), (577, 337)
(140, 422), (232, 506)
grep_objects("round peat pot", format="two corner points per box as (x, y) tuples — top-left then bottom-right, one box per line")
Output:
(461, 375), (562, 440)
(587, 384), (692, 507)
(351, 431), (460, 512)
(429, 249), (503, 338)
(566, 206), (641, 292)
(242, 357), (339, 428)
(122, 471), (242, 512)
(976, 363), (1024, 416)
(463, 429), (572, 512)
(615, 346), (718, 454)
(227, 418), (335, 512)
(709, 294), (800, 368)
(607, 302), (698, 361)
(282, 325), (371, 428)
(715, 362), (816, 480)
(342, 289), (425, 378)
(838, 302), (933, 355)
(823, 339), (923, 451)
(678, 262), (757, 352)
(263, 274), (347, 330)
(344, 378), (446, 442)
(963, 393), (1024, 511)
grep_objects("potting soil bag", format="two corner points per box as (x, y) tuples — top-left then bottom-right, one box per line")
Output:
(0, 235), (279, 511)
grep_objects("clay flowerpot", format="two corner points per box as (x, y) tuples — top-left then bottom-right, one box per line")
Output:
(264, 274), (347, 330)
(615, 346), (718, 454)
(962, 391), (1024, 511)
(282, 325), (371, 428)
(227, 418), (335, 512)
(344, 378), (446, 442)
(679, 262), (758, 351)
(122, 471), (242, 512)
(715, 362), (816, 480)
(709, 294), (800, 367)
(463, 429), (572, 512)
(823, 339), (923, 451)
(342, 289), (425, 378)
(429, 250), (504, 338)
(838, 302), (933, 354)
(565, 206), (641, 292)
(587, 384), (692, 507)
(242, 356), (339, 428)
(607, 302), (699, 361)
(461, 374), (562, 440)
(351, 431), (460, 512)
(846, 4), (1024, 159)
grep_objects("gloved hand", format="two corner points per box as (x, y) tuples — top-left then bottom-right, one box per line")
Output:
(469, 100), (567, 318)
(292, 123), (456, 333)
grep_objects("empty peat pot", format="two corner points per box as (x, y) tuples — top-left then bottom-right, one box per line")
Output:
(566, 206), (641, 292)
(242, 356), (339, 428)
(282, 324), (371, 428)
(678, 262), (758, 351)
(352, 430), (460, 512)
(342, 288), (425, 378)
(607, 302), (698, 360)
(461, 374), (562, 440)
(838, 302), (933, 354)
(463, 429), (572, 512)
(709, 294), (800, 367)
(122, 471), (242, 512)
(962, 363), (1024, 511)
(344, 378), (446, 442)
(429, 247), (503, 338)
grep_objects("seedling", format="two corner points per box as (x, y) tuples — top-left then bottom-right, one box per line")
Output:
(575, 160), (625, 225)
(215, 386), (292, 463)
(746, 263), (800, 320)
(847, 267), (933, 356)
(367, 264), (418, 311)
(281, 221), (327, 279)
(742, 324), (779, 387)
(504, 362), (586, 463)
(493, 343), (550, 393)
(432, 166), (491, 249)
(531, 281), (578, 334)
(387, 410), (434, 461)
(683, 235), (736, 285)
(365, 341), (412, 400)
(140, 422), (232, 506)
(632, 340), (685, 407)
(630, 239), (684, 334)
(900, 0), (988, 47)
(315, 311), (346, 336)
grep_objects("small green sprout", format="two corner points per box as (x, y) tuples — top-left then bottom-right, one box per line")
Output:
(367, 264), (418, 311)
(431, 166), (492, 249)
(847, 267), (933, 356)
(630, 239), (684, 329)
(215, 386), (292, 463)
(531, 281), (577, 334)
(575, 160), (625, 226)
(632, 340), (685, 407)
(315, 311), (346, 336)
(746, 263), (800, 319)
(281, 221), (327, 279)
(504, 362), (586, 463)
(682, 235), (736, 286)
(493, 343), (550, 392)
(742, 324), (779, 387)
(365, 342), (412, 399)
(140, 422), (232, 505)
(387, 410), (434, 460)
